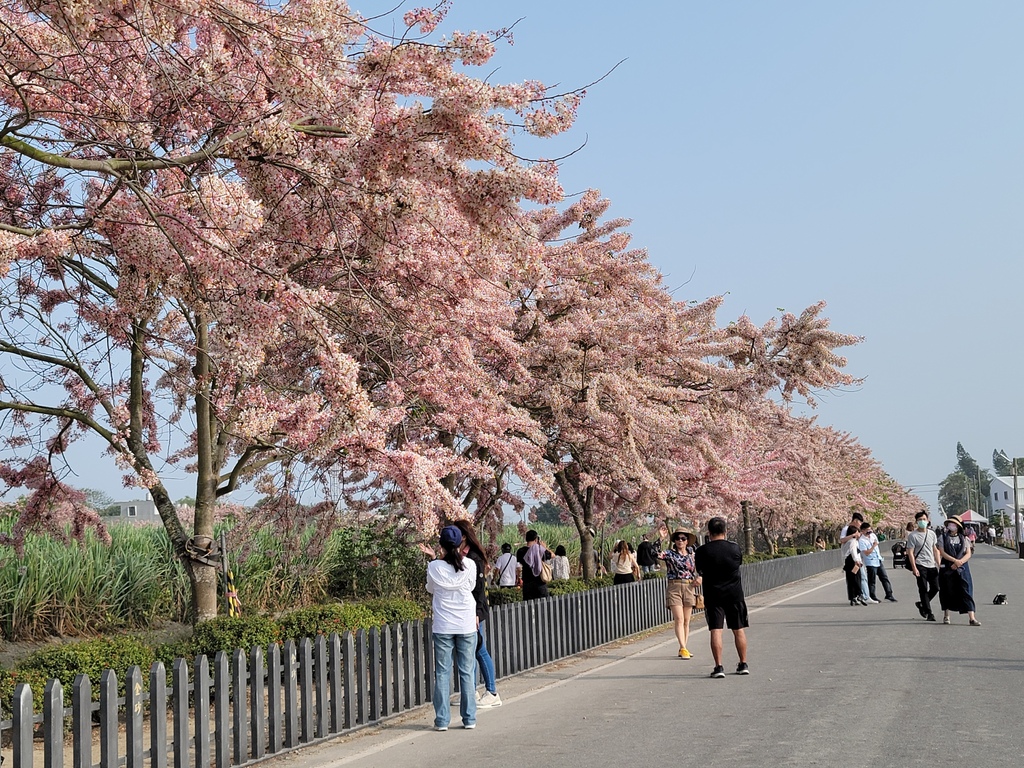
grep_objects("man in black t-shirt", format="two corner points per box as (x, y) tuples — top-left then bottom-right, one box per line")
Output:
(517, 530), (551, 601)
(694, 516), (749, 678)
(636, 534), (658, 573)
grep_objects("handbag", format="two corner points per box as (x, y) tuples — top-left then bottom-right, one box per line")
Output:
(851, 562), (861, 575)
(631, 555), (641, 580)
(694, 590), (705, 610)
(540, 559), (553, 584)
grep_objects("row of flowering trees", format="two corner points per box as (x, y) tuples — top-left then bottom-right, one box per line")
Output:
(0, 1), (921, 617)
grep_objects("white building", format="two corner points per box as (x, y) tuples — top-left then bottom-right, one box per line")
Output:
(110, 498), (160, 524)
(989, 476), (1024, 542)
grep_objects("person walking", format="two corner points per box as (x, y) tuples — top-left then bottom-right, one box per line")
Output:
(426, 526), (478, 731)
(694, 517), (749, 678)
(492, 542), (519, 587)
(550, 544), (571, 580)
(937, 515), (981, 626)
(637, 534), (659, 574)
(855, 523), (876, 603)
(658, 529), (700, 659)
(609, 540), (639, 585)
(518, 530), (551, 601)
(859, 521), (896, 602)
(453, 520), (502, 708)
(842, 525), (867, 606)
(906, 510), (940, 622)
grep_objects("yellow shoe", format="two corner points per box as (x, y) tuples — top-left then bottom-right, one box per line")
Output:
(678, 648), (692, 659)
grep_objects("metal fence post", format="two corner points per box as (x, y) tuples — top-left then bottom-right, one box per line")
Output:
(148, 664), (167, 768)
(250, 646), (266, 759)
(43, 678), (64, 768)
(125, 666), (144, 768)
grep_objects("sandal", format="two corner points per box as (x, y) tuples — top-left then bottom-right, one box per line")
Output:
(969, 619), (982, 626)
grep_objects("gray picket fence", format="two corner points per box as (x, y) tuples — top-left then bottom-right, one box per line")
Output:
(0, 548), (841, 768)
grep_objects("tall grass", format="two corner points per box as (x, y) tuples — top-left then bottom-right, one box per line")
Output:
(0, 517), (431, 641)
(0, 525), (191, 641)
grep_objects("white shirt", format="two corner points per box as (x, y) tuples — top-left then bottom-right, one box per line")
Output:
(551, 555), (571, 580)
(493, 552), (519, 586)
(842, 536), (862, 564)
(426, 558), (477, 635)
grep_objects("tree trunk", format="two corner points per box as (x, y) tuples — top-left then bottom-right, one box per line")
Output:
(554, 468), (598, 580)
(741, 500), (754, 555)
(192, 317), (220, 623)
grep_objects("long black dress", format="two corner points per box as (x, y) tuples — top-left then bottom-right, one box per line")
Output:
(938, 531), (975, 614)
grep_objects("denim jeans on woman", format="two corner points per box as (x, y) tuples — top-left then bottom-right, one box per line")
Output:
(476, 621), (496, 695)
(432, 632), (477, 729)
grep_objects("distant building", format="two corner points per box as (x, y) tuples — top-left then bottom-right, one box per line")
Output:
(990, 476), (1022, 516)
(110, 499), (160, 524)
(988, 477), (1024, 542)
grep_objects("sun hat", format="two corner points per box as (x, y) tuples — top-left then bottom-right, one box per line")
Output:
(439, 525), (463, 548)
(672, 529), (697, 545)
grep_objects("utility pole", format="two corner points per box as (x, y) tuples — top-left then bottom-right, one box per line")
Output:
(1014, 459), (1022, 559)
(977, 466), (985, 516)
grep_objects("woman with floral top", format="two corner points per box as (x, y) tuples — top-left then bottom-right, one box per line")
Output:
(659, 529), (701, 659)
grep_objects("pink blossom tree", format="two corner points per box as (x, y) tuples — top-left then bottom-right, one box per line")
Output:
(508, 193), (865, 577)
(0, 1), (581, 619)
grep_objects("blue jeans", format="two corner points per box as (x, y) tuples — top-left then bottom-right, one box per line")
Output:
(476, 621), (496, 695)
(432, 632), (477, 728)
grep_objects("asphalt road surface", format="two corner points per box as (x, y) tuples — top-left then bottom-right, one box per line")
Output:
(269, 544), (1024, 768)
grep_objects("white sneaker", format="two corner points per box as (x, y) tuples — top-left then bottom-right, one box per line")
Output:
(867, 598), (879, 604)
(477, 691), (502, 708)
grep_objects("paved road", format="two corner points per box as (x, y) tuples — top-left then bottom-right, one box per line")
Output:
(271, 544), (1024, 768)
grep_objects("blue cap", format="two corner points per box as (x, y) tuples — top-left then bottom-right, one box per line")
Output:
(439, 525), (463, 548)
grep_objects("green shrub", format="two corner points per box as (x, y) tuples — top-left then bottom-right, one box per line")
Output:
(486, 587), (522, 606)
(154, 639), (195, 670)
(547, 578), (589, 595)
(189, 616), (281, 659)
(0, 664), (52, 717)
(585, 574), (616, 589)
(360, 597), (426, 625)
(17, 635), (156, 698)
(641, 570), (665, 580)
(277, 603), (384, 642)
(325, 522), (429, 601)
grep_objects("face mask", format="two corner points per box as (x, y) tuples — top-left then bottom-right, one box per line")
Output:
(947, 525), (958, 535)
(917, 520), (928, 529)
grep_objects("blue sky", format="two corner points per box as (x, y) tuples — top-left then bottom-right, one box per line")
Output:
(31, 2), (1024, 516)
(359, 0), (1024, 516)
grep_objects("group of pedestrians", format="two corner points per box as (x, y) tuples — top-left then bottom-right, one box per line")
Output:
(841, 509), (980, 627)
(425, 516), (754, 730)
(425, 523), (507, 732)
(840, 512), (897, 605)
(666, 517), (751, 678)
(905, 510), (980, 626)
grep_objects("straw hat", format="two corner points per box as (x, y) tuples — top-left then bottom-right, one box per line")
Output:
(944, 515), (964, 533)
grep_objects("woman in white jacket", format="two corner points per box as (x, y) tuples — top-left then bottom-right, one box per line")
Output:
(426, 525), (478, 731)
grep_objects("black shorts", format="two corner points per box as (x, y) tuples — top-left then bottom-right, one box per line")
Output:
(705, 598), (749, 631)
